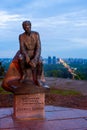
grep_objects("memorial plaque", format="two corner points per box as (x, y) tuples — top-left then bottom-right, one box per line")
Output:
(14, 93), (45, 120)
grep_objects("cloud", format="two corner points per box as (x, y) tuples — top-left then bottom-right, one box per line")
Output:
(69, 38), (87, 46)
(75, 22), (87, 27)
(0, 11), (20, 21)
(0, 0), (87, 58)
(0, 11), (22, 28)
(27, 0), (76, 9)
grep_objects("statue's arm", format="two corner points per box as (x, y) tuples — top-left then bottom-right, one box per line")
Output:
(33, 32), (41, 62)
(19, 34), (30, 63)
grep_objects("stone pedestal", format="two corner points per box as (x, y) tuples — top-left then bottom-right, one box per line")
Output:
(12, 80), (46, 120)
(14, 93), (45, 120)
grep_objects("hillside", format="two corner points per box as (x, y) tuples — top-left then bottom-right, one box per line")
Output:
(46, 77), (87, 96)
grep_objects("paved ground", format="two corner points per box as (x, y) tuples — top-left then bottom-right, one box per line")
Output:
(0, 105), (87, 130)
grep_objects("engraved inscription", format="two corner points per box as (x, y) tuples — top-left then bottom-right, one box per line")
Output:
(15, 94), (45, 114)
(21, 97), (44, 104)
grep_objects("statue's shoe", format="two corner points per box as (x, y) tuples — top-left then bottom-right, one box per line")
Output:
(37, 80), (50, 89)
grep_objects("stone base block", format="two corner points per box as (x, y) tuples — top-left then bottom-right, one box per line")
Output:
(14, 93), (45, 120)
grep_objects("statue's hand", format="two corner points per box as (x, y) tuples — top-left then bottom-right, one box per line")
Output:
(29, 61), (36, 68)
(26, 56), (30, 63)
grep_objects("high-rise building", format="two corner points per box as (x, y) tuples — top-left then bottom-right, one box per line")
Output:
(53, 56), (56, 64)
(48, 56), (52, 64)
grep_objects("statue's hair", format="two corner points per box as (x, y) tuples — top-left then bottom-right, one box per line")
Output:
(22, 20), (31, 27)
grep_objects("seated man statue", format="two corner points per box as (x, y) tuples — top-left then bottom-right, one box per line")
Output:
(2, 20), (49, 93)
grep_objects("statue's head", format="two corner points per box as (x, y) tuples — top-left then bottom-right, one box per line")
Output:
(22, 20), (31, 34)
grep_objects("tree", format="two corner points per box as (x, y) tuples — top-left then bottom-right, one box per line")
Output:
(0, 62), (5, 77)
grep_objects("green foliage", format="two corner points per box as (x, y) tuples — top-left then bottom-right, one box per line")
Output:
(69, 63), (87, 80)
(44, 64), (73, 79)
(50, 89), (81, 96)
(4, 62), (11, 71)
(0, 62), (5, 77)
(0, 87), (11, 94)
(44, 62), (87, 80)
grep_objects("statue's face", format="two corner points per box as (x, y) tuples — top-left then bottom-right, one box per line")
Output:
(23, 22), (31, 34)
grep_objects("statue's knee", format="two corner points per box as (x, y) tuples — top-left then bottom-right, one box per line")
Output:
(19, 54), (24, 61)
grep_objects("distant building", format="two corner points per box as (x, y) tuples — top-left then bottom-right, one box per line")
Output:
(53, 56), (56, 64)
(48, 56), (52, 64)
(47, 56), (58, 64)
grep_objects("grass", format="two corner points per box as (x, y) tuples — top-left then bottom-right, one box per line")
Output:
(0, 86), (12, 94)
(50, 88), (81, 96)
(0, 79), (12, 94)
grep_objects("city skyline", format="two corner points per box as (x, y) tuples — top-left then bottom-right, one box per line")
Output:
(0, 0), (87, 58)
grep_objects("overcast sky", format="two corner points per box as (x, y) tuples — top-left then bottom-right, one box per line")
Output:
(0, 0), (87, 58)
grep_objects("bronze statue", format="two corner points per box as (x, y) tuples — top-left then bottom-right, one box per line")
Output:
(2, 20), (49, 93)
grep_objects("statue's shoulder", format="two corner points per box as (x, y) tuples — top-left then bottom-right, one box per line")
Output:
(31, 31), (39, 36)
(19, 33), (25, 37)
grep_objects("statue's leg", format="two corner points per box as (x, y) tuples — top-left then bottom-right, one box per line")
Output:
(18, 54), (27, 82)
(31, 67), (37, 85)
(36, 60), (49, 88)
(37, 60), (45, 81)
